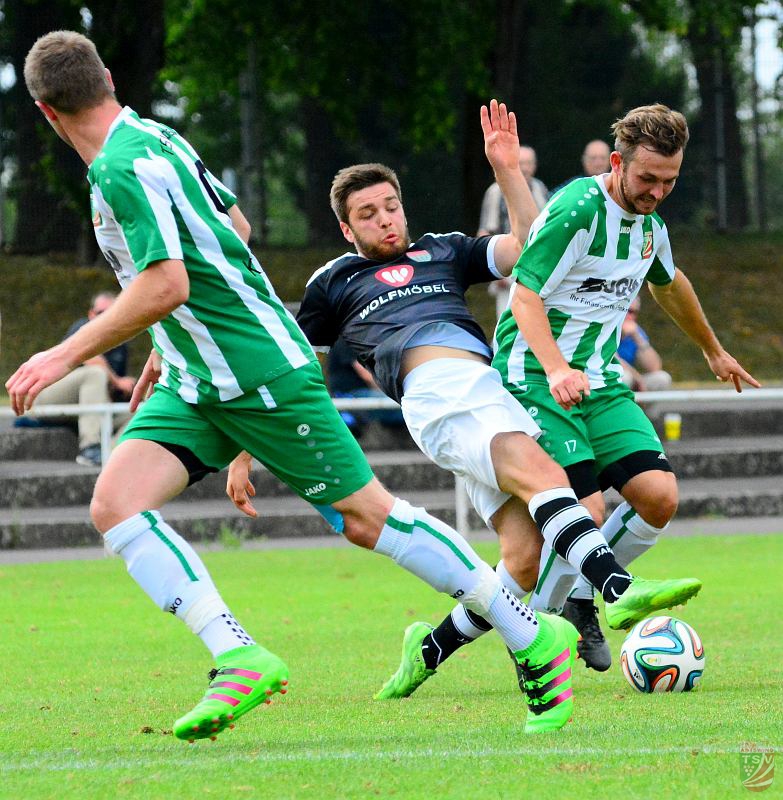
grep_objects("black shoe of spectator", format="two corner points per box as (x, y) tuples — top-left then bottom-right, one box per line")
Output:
(76, 445), (102, 467)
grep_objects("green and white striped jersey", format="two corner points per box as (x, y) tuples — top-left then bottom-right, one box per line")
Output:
(493, 176), (675, 390)
(88, 106), (314, 404)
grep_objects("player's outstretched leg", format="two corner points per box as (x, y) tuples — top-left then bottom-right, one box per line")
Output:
(514, 612), (579, 734)
(365, 495), (577, 730)
(173, 644), (289, 742)
(103, 509), (286, 742)
(374, 621), (435, 700)
(561, 501), (672, 668)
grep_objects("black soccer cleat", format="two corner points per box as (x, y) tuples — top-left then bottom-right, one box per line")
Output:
(561, 598), (612, 672)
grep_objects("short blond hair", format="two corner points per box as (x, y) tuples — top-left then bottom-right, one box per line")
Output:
(612, 104), (689, 164)
(24, 30), (114, 114)
(330, 163), (402, 224)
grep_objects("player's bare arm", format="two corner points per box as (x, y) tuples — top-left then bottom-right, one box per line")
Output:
(648, 269), (761, 392)
(6, 259), (189, 414)
(480, 99), (538, 275)
(228, 205), (251, 245)
(512, 284), (591, 410)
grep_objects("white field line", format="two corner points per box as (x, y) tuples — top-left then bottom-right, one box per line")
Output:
(1, 744), (767, 773)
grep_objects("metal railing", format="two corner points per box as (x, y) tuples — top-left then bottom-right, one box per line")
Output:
(1, 387), (781, 535)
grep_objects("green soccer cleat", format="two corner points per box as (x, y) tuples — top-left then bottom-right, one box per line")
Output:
(515, 613), (579, 734)
(173, 644), (289, 742)
(374, 621), (436, 700)
(604, 576), (703, 631)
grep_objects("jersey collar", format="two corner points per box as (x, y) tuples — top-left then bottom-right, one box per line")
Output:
(595, 173), (645, 223)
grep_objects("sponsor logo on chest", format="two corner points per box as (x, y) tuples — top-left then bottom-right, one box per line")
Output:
(375, 264), (414, 286)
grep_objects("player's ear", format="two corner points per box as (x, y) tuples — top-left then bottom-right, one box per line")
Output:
(105, 68), (115, 92)
(610, 151), (624, 174)
(36, 100), (58, 122)
(339, 221), (355, 244)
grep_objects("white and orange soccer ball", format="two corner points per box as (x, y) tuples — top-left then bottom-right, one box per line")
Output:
(620, 616), (705, 693)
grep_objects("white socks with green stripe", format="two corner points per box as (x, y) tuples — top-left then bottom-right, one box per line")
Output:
(568, 501), (669, 601)
(373, 498), (539, 651)
(104, 510), (255, 658)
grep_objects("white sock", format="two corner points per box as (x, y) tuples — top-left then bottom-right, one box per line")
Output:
(485, 586), (539, 652)
(104, 510), (255, 658)
(496, 558), (529, 599)
(373, 498), (539, 652)
(528, 544), (577, 613)
(450, 604), (491, 640)
(446, 559), (529, 642)
(609, 502), (668, 566)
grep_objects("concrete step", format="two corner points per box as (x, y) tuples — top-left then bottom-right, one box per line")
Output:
(0, 419), (417, 460)
(2, 476), (783, 550)
(0, 396), (781, 460)
(1, 437), (782, 509)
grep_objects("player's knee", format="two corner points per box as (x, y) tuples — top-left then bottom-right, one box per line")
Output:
(90, 492), (124, 534)
(636, 490), (678, 528)
(340, 514), (381, 550)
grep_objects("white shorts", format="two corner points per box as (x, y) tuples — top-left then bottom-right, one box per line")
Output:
(400, 358), (541, 527)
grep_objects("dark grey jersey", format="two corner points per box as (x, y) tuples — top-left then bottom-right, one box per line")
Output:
(296, 232), (501, 402)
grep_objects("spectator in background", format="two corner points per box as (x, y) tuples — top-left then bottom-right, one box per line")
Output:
(24, 291), (136, 466)
(327, 337), (405, 439)
(479, 145), (549, 317)
(550, 139), (611, 195)
(617, 296), (672, 392)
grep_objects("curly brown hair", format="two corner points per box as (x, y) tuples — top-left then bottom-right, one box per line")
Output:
(611, 104), (689, 164)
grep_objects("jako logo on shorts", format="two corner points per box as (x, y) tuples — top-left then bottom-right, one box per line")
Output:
(375, 265), (414, 287)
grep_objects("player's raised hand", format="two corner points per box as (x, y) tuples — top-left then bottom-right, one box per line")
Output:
(480, 98), (520, 174)
(130, 349), (162, 412)
(5, 346), (74, 415)
(705, 349), (761, 393)
(227, 451), (258, 518)
(547, 366), (591, 410)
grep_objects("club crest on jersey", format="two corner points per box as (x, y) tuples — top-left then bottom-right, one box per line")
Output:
(641, 230), (654, 259)
(407, 250), (431, 262)
(376, 265), (414, 287)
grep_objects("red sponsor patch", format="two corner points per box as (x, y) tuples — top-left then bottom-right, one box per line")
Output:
(375, 264), (414, 286)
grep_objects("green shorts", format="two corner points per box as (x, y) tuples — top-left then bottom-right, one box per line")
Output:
(119, 362), (374, 506)
(505, 379), (664, 474)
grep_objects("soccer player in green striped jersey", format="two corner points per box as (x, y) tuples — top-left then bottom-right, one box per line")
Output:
(493, 103), (760, 667)
(7, 30), (584, 740)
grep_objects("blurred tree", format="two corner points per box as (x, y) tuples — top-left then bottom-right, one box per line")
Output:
(5, 0), (84, 254)
(2, 0), (165, 255)
(626, 0), (758, 230)
(164, 0), (494, 244)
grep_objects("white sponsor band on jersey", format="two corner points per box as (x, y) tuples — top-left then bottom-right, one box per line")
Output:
(359, 284), (450, 319)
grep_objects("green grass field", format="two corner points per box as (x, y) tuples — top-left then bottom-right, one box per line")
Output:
(1, 534), (781, 799)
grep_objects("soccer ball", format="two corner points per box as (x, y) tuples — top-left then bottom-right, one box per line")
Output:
(620, 616), (705, 693)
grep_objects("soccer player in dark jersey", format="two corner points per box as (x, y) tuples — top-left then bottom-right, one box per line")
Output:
(227, 101), (702, 707)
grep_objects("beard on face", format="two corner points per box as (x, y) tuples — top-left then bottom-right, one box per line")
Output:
(619, 172), (659, 215)
(352, 225), (411, 261)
